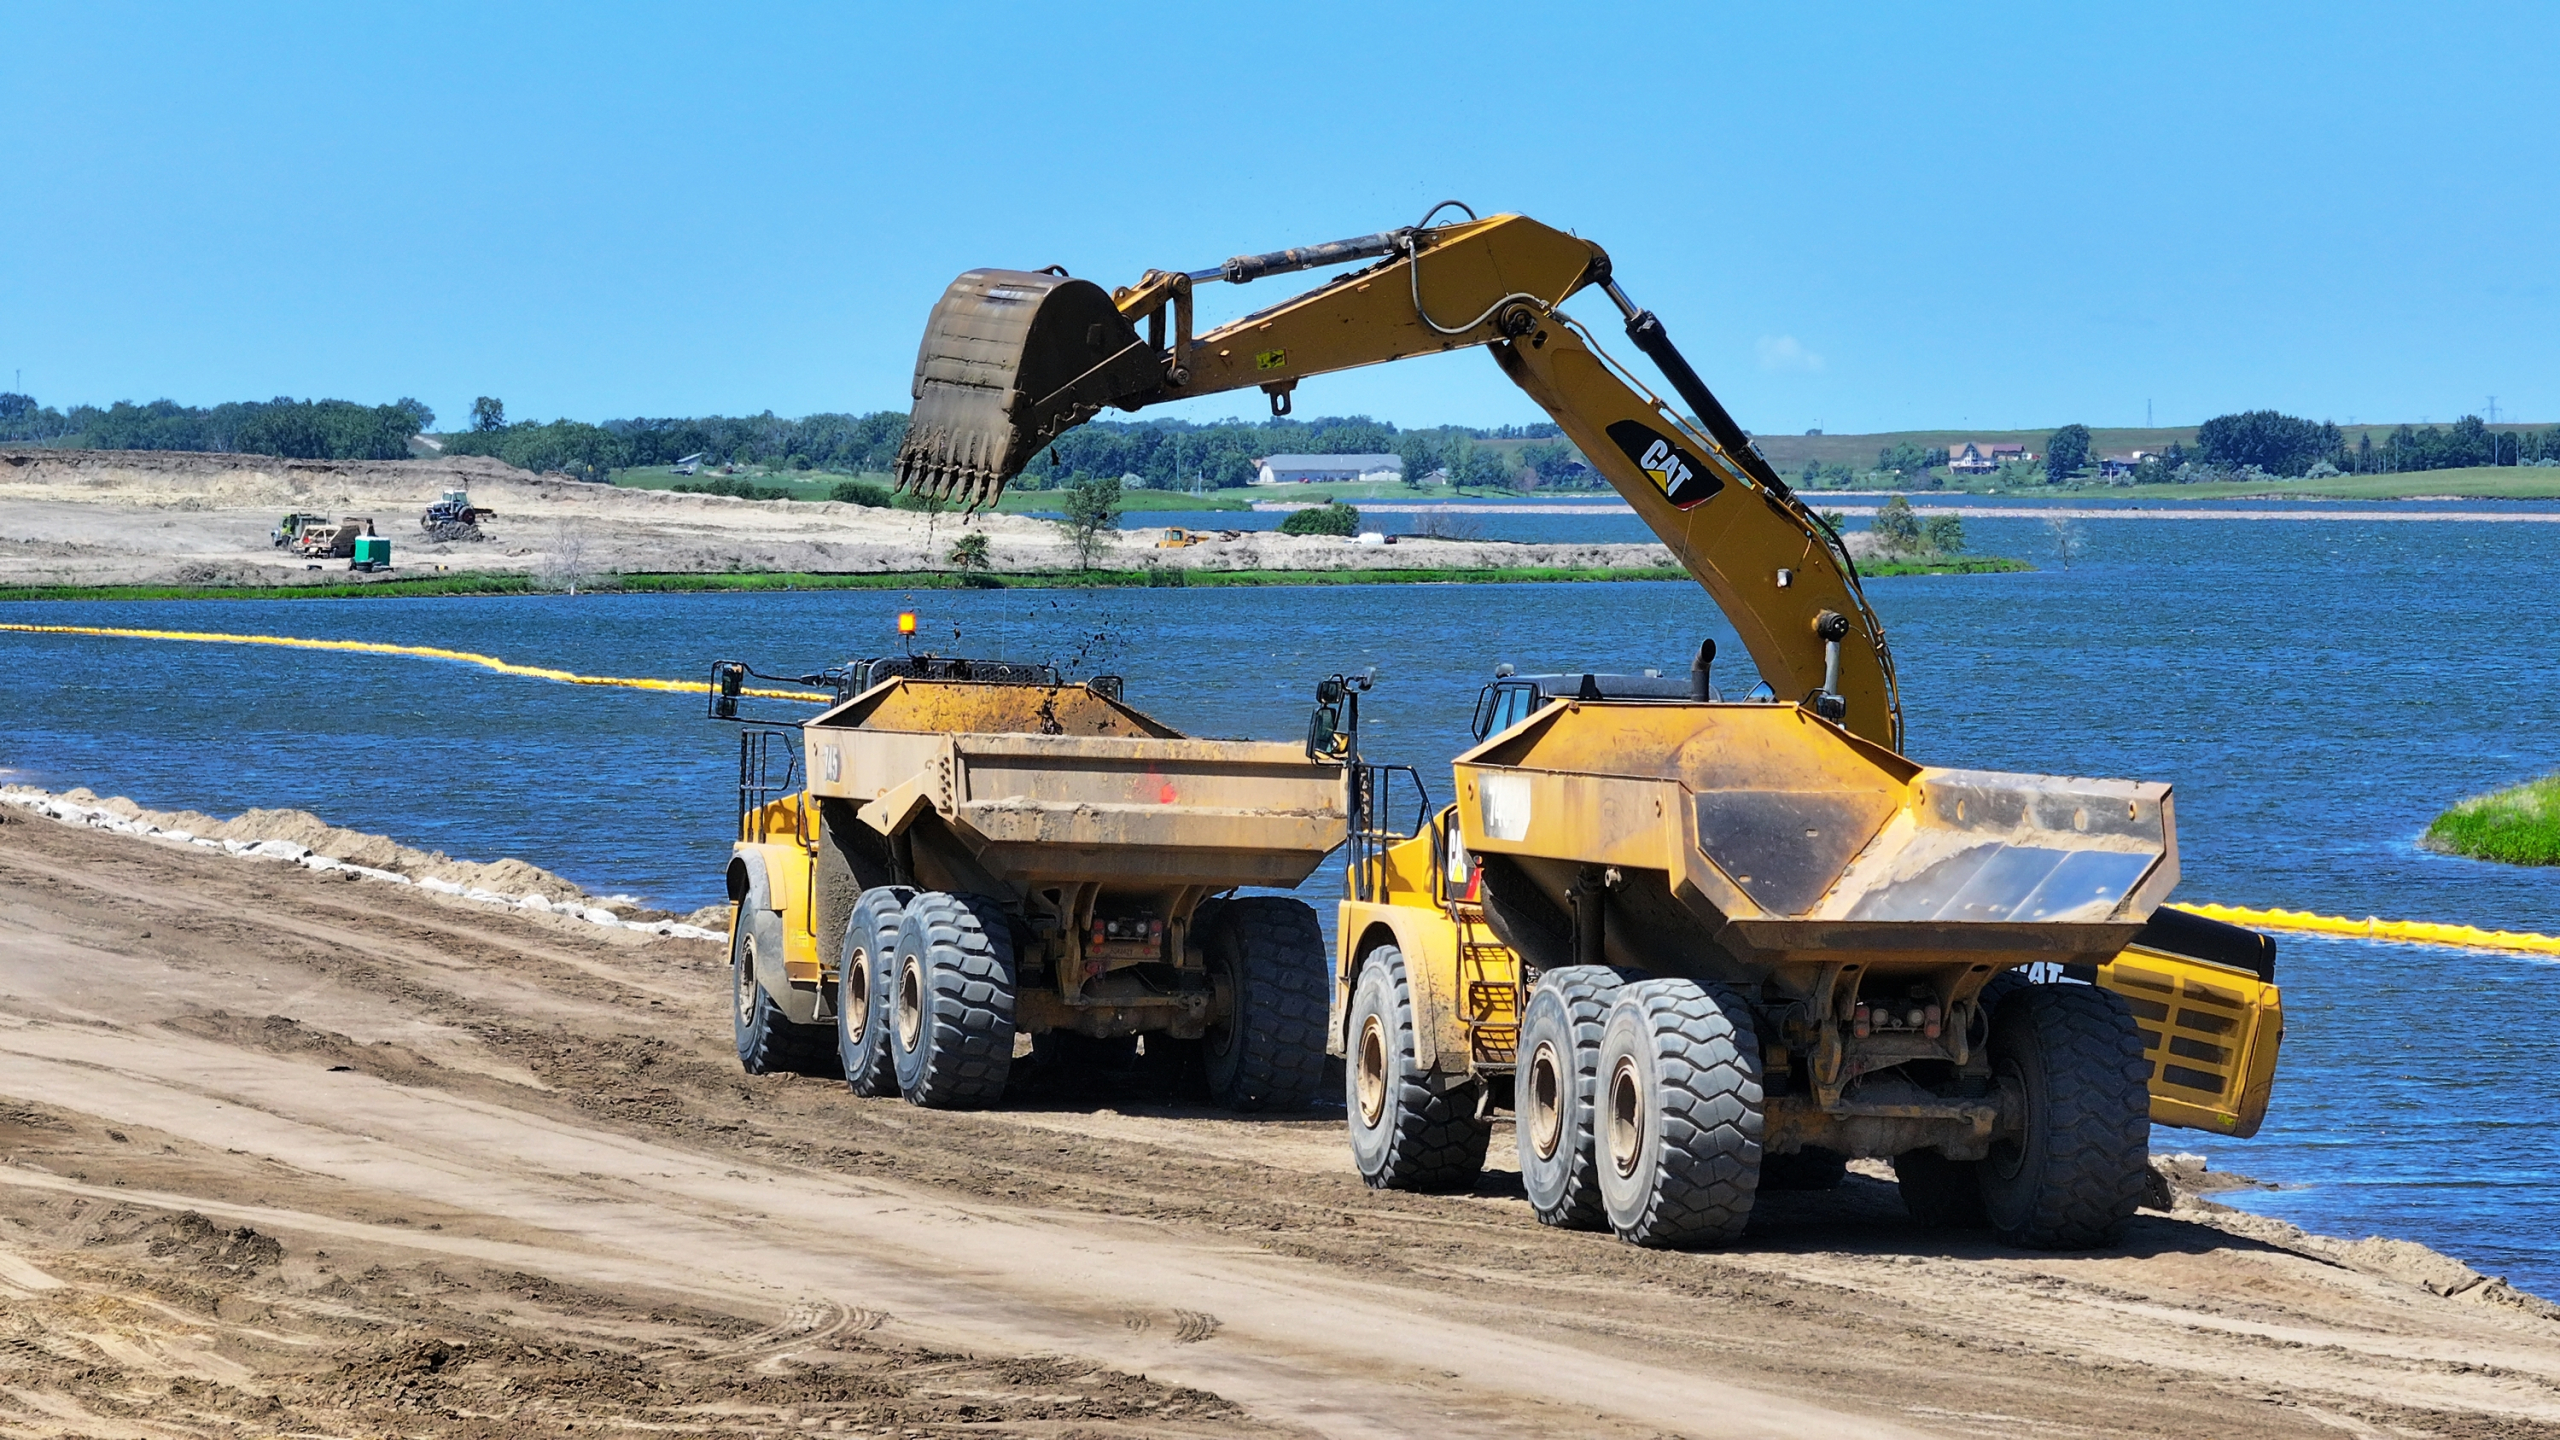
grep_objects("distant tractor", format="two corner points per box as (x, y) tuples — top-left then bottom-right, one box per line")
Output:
(422, 489), (495, 543)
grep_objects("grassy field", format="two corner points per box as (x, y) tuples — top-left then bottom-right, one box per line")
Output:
(2425, 774), (2560, 866)
(1754, 423), (2553, 473)
(2061, 467), (2560, 501)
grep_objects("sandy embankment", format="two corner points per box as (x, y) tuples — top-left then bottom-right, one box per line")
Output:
(7, 790), (2560, 1438)
(0, 448), (1692, 588)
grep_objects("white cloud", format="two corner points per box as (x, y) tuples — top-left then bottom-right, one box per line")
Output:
(1756, 335), (1825, 373)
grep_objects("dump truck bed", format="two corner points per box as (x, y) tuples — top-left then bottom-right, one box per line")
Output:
(1454, 700), (2179, 979)
(800, 676), (1347, 892)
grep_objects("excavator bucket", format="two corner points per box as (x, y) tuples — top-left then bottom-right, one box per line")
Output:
(892, 269), (1162, 509)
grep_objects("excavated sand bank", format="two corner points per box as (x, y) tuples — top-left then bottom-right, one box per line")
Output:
(0, 447), (1685, 588)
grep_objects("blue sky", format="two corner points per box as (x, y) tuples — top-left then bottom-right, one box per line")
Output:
(5, 2), (2552, 435)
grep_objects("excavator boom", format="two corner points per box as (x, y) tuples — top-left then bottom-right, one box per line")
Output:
(893, 210), (1903, 748)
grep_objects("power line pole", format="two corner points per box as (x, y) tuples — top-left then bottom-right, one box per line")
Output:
(2487, 395), (2499, 425)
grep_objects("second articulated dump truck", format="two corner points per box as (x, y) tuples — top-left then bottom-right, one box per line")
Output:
(715, 652), (1347, 1113)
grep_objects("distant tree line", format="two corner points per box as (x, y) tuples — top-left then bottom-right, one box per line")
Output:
(2039, 409), (2560, 484)
(441, 405), (1577, 490)
(1, 386), (1600, 490)
(0, 392), (434, 461)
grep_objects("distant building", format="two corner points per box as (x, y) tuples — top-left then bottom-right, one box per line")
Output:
(1948, 441), (2033, 475)
(2096, 450), (2157, 479)
(1253, 453), (1403, 485)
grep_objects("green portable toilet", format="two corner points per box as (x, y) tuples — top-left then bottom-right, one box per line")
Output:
(352, 536), (392, 572)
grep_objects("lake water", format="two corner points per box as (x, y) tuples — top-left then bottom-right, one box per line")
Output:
(5, 503), (2557, 1287)
(1096, 491), (2560, 547)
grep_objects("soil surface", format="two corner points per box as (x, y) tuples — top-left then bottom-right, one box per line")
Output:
(0, 449), (1680, 587)
(6, 806), (2560, 1438)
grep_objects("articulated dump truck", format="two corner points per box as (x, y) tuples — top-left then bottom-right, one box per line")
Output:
(1330, 677), (2282, 1251)
(716, 654), (1347, 1112)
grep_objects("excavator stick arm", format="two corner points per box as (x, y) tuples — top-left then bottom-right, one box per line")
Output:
(892, 210), (1901, 746)
(1491, 323), (1899, 744)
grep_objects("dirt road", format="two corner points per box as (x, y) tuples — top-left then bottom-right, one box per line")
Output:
(0, 449), (1674, 588)
(5, 808), (2559, 1438)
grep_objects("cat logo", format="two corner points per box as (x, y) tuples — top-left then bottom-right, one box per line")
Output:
(1605, 420), (1724, 510)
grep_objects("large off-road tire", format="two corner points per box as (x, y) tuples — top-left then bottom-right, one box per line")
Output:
(1978, 982), (2152, 1249)
(730, 902), (838, 1078)
(836, 886), (914, 1097)
(1515, 965), (1640, 1229)
(1344, 947), (1487, 1192)
(1595, 978), (1762, 1248)
(1199, 897), (1329, 1112)
(889, 892), (1018, 1109)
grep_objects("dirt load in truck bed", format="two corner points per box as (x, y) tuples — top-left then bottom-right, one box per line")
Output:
(4, 800), (2559, 1439)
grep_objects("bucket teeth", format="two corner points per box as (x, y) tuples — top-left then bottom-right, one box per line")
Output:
(892, 267), (1162, 509)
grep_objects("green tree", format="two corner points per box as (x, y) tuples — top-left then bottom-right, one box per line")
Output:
(830, 479), (893, 507)
(471, 397), (506, 433)
(2044, 423), (2092, 482)
(947, 531), (991, 571)
(2195, 410), (2343, 476)
(1922, 513), (1965, 555)
(1057, 473), (1122, 568)
(1872, 494), (1922, 554)
(1279, 502), (1362, 536)
(1392, 433), (1441, 488)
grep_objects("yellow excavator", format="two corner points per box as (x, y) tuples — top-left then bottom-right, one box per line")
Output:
(890, 205), (2282, 1250)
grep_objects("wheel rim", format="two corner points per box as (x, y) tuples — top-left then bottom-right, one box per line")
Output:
(1606, 1054), (1645, 1178)
(1526, 1040), (1566, 1161)
(845, 946), (870, 1022)
(896, 954), (924, 1051)
(734, 936), (757, 1026)
(1354, 1014), (1388, 1126)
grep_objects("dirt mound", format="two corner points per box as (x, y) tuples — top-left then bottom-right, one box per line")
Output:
(138, 1212), (285, 1274)
(0, 446), (541, 510)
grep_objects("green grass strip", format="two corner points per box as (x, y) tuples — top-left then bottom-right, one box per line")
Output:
(0, 555), (2026, 603)
(2424, 774), (2560, 866)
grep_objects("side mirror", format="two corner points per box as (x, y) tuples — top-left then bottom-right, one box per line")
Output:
(1305, 702), (1342, 760)
(710, 661), (746, 720)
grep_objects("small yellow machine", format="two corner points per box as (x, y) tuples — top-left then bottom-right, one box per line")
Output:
(710, 648), (1346, 1112)
(855, 203), (2283, 1250)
